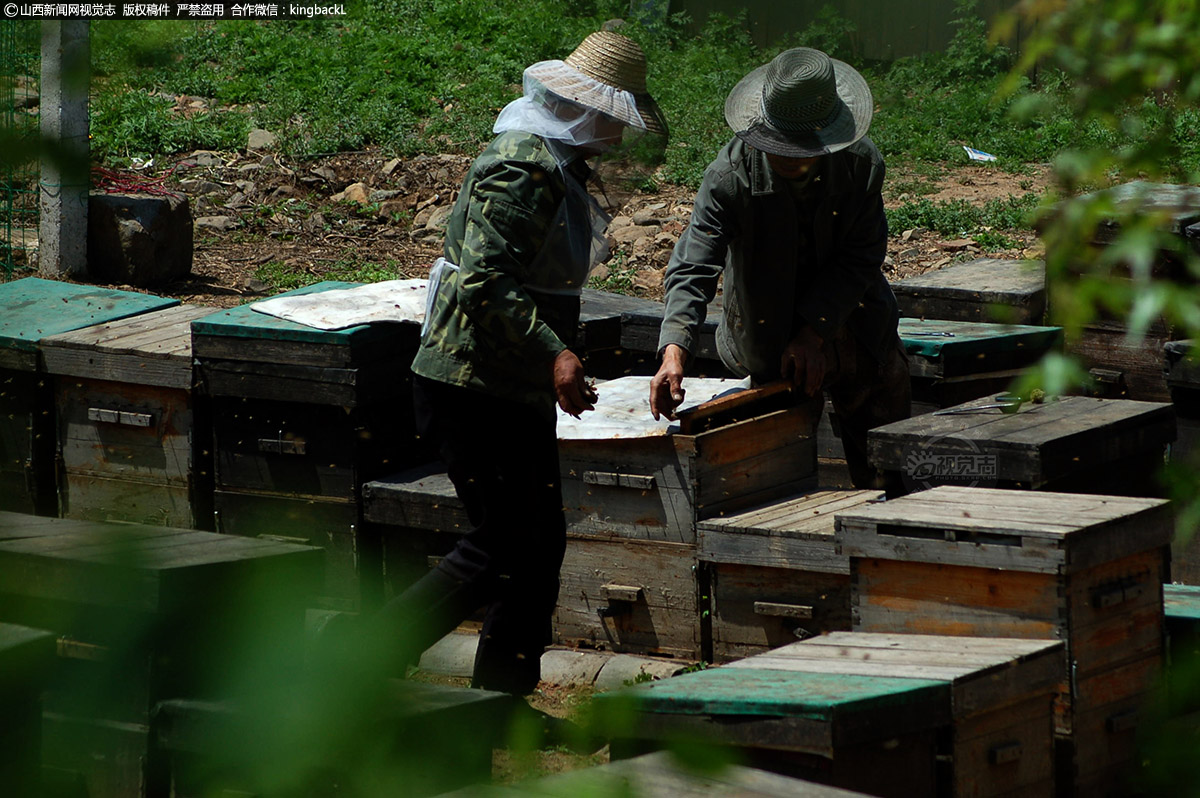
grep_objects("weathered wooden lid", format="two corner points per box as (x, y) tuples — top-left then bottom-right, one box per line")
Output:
(0, 277), (178, 370)
(892, 258), (1045, 301)
(867, 395), (1175, 485)
(697, 490), (881, 573)
(41, 303), (212, 388)
(0, 514), (323, 613)
(835, 486), (1172, 574)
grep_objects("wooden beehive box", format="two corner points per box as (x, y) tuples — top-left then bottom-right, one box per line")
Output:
(193, 281), (424, 610)
(816, 318), (1063, 486)
(1044, 182), (1200, 402)
(42, 304), (215, 529)
(362, 463), (470, 603)
(557, 375), (817, 544)
(727, 633), (1064, 798)
(867, 395), (1175, 497)
(364, 464), (701, 659)
(576, 288), (676, 379)
(0, 277), (178, 516)
(891, 257), (1047, 325)
(616, 293), (736, 379)
(835, 486), (1171, 796)
(607, 662), (949, 798)
(150, 680), (511, 798)
(898, 317), (1063, 407)
(697, 490), (881, 663)
(0, 512), (322, 798)
(0, 622), (56, 798)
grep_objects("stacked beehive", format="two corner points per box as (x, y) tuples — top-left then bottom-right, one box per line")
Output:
(0, 511), (322, 798)
(42, 304), (216, 529)
(192, 281), (424, 611)
(0, 278), (178, 517)
(836, 487), (1171, 797)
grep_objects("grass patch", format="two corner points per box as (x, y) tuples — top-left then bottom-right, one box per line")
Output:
(253, 258), (406, 292)
(887, 193), (1041, 238)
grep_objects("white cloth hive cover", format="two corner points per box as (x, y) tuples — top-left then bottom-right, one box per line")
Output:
(556, 375), (751, 440)
(250, 279), (428, 330)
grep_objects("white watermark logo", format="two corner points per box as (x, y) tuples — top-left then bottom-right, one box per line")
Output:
(902, 434), (998, 492)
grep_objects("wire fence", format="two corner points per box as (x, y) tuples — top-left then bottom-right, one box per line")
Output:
(2, 22), (40, 279)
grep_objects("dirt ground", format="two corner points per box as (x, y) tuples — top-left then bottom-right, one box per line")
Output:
(104, 145), (1050, 309)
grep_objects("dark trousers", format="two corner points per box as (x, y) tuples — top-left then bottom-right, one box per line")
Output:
(816, 329), (911, 490)
(376, 375), (567, 695)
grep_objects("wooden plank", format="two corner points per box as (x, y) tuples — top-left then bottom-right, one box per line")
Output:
(61, 473), (195, 529)
(676, 380), (794, 434)
(709, 564), (850, 661)
(362, 464), (469, 532)
(834, 486), (1167, 538)
(553, 537), (698, 658)
(951, 694), (1057, 798)
(851, 558), (1065, 639)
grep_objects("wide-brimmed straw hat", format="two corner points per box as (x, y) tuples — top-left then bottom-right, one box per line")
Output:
(725, 47), (871, 158)
(525, 30), (668, 137)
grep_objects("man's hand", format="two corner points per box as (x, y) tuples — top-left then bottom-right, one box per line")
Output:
(781, 326), (826, 397)
(649, 344), (688, 420)
(554, 349), (596, 418)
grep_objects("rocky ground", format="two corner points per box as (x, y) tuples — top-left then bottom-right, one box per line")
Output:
(89, 141), (1049, 309)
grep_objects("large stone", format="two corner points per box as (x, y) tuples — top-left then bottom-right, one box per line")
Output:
(87, 192), (193, 287)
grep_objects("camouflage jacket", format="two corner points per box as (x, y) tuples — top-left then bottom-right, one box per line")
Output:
(658, 136), (898, 383)
(411, 130), (594, 419)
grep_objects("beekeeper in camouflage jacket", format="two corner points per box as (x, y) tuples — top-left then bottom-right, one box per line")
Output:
(649, 47), (909, 491)
(376, 30), (666, 701)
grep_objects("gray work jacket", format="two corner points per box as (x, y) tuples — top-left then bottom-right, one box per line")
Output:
(658, 136), (898, 382)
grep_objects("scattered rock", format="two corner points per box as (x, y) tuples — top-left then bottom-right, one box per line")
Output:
(633, 268), (664, 292)
(632, 208), (666, 225)
(186, 150), (223, 167)
(899, 247), (921, 260)
(247, 128), (278, 150)
(901, 228), (922, 242)
(237, 163), (264, 174)
(426, 205), (453, 232)
(310, 166), (337, 183)
(332, 182), (371, 204)
(370, 189), (402, 203)
(179, 178), (225, 195)
(381, 158), (402, 177)
(939, 238), (975, 252)
(378, 199), (410, 220)
(302, 212), (327, 234)
(195, 215), (241, 232)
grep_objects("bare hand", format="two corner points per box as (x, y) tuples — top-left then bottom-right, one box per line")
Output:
(650, 344), (688, 420)
(554, 349), (596, 418)
(781, 327), (826, 397)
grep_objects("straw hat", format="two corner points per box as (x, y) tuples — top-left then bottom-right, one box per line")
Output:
(724, 47), (871, 158)
(525, 30), (668, 136)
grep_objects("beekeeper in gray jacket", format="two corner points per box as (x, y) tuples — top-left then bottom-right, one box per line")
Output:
(650, 47), (910, 489)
